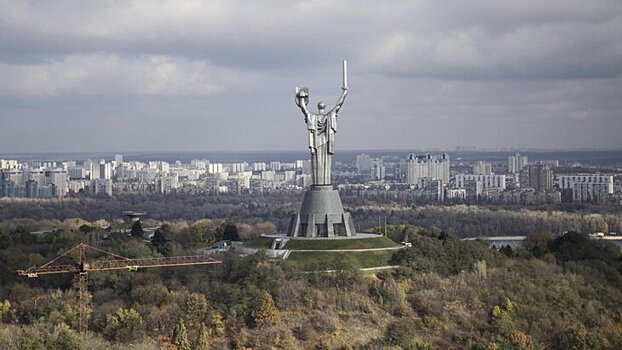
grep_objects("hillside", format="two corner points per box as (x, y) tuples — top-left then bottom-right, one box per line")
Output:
(0, 223), (621, 349)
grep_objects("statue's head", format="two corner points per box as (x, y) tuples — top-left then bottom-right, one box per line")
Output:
(317, 101), (326, 111)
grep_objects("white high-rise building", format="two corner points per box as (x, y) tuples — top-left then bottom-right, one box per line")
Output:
(155, 174), (179, 193)
(371, 158), (385, 181)
(99, 161), (112, 179)
(455, 174), (506, 190)
(472, 161), (493, 175)
(252, 162), (266, 171)
(208, 163), (223, 174)
(356, 154), (373, 174)
(45, 169), (69, 197)
(508, 153), (528, 174)
(406, 153), (450, 185)
(191, 159), (209, 169)
(557, 174), (614, 203)
(0, 160), (21, 169)
(114, 154), (124, 165)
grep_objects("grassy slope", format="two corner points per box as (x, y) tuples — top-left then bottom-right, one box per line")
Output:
(285, 250), (396, 268)
(284, 236), (397, 250)
(244, 236), (398, 250)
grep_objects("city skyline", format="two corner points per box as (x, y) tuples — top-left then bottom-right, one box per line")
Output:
(1, 1), (622, 153)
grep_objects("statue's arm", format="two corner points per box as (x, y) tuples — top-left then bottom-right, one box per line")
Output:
(298, 100), (311, 122)
(330, 87), (348, 114)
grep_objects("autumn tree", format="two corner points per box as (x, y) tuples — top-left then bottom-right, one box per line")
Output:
(172, 319), (191, 350)
(195, 323), (211, 350)
(251, 291), (279, 328)
(184, 293), (209, 328)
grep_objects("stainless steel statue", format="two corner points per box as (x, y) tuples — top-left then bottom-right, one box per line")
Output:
(295, 60), (348, 185)
(288, 61), (356, 238)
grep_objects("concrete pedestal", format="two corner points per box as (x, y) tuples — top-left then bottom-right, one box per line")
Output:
(287, 185), (356, 238)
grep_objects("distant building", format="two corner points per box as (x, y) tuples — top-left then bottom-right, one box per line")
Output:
(455, 174), (506, 190)
(155, 174), (179, 194)
(418, 178), (444, 202)
(371, 158), (385, 181)
(91, 178), (113, 196)
(537, 160), (559, 167)
(206, 163), (222, 174)
(25, 179), (38, 198)
(472, 161), (493, 175)
(508, 153), (528, 174)
(191, 159), (209, 169)
(356, 154), (373, 174)
(557, 174), (614, 203)
(45, 169), (69, 196)
(521, 164), (553, 191)
(269, 161), (282, 171)
(446, 188), (467, 200)
(406, 153), (450, 185)
(464, 179), (483, 201)
(230, 162), (247, 173)
(0, 159), (21, 170)
(252, 162), (266, 172)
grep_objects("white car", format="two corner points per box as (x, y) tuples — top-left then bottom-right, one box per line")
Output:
(401, 242), (412, 247)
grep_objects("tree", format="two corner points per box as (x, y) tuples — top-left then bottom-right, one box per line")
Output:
(555, 323), (590, 350)
(184, 293), (209, 328)
(523, 232), (553, 258)
(172, 319), (191, 350)
(195, 323), (211, 350)
(52, 328), (84, 350)
(0, 299), (11, 322)
(151, 225), (173, 256)
(221, 220), (239, 241)
(251, 291), (279, 328)
(103, 308), (143, 343)
(130, 220), (144, 238)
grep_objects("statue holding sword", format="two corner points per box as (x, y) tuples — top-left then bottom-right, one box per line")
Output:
(295, 60), (349, 186)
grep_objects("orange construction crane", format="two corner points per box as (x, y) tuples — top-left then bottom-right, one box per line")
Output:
(17, 243), (222, 334)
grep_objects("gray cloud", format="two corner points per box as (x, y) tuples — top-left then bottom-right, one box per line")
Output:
(0, 0), (621, 152)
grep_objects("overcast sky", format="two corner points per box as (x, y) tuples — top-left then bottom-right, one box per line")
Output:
(1, 0), (621, 153)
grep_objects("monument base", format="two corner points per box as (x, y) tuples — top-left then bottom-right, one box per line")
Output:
(287, 185), (356, 238)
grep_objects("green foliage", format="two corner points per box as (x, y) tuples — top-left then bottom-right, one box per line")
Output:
(383, 318), (431, 349)
(523, 232), (553, 258)
(195, 323), (211, 350)
(184, 293), (209, 328)
(0, 300), (10, 322)
(130, 220), (144, 237)
(3, 216), (622, 349)
(151, 225), (173, 256)
(18, 327), (50, 350)
(103, 307), (143, 343)
(209, 311), (226, 336)
(549, 231), (621, 264)
(390, 234), (505, 277)
(490, 298), (518, 334)
(172, 319), (191, 350)
(220, 220), (239, 241)
(51, 328), (84, 350)
(554, 323), (590, 350)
